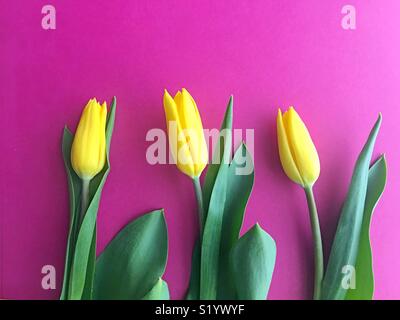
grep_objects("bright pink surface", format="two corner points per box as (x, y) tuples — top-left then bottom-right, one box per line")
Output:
(1, 1), (400, 300)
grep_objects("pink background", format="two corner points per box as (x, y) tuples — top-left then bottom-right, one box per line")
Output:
(1, 0), (399, 300)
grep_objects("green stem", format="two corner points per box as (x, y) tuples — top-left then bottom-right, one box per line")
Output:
(193, 177), (204, 237)
(304, 186), (324, 300)
(80, 178), (90, 225)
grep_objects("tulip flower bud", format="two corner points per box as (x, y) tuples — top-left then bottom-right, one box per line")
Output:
(277, 107), (320, 187)
(71, 98), (107, 180)
(163, 88), (208, 178)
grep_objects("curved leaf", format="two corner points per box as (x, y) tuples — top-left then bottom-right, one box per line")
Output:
(221, 144), (255, 253)
(186, 144), (254, 300)
(217, 143), (255, 299)
(346, 155), (387, 300)
(142, 279), (170, 300)
(185, 240), (201, 300)
(199, 97), (233, 300)
(60, 127), (81, 299)
(81, 232), (96, 299)
(322, 114), (382, 300)
(230, 224), (276, 300)
(200, 162), (228, 299)
(93, 210), (168, 300)
(202, 96), (233, 216)
(186, 97), (233, 300)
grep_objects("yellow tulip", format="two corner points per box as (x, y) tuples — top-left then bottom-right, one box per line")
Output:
(71, 98), (107, 180)
(163, 88), (208, 178)
(277, 107), (320, 187)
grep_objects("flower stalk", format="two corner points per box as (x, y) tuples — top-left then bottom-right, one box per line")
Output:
(80, 178), (90, 224)
(193, 177), (204, 237)
(276, 106), (324, 300)
(304, 186), (324, 300)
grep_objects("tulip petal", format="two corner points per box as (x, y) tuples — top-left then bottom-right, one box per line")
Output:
(277, 109), (303, 185)
(180, 89), (203, 132)
(71, 99), (107, 180)
(98, 101), (107, 172)
(163, 90), (195, 177)
(85, 101), (102, 175)
(180, 89), (208, 176)
(173, 90), (183, 109)
(284, 107), (320, 186)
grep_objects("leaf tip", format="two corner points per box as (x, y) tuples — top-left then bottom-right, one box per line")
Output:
(376, 112), (382, 127)
(227, 95), (234, 112)
(251, 222), (263, 235)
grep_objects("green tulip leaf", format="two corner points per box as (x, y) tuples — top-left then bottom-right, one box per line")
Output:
(230, 224), (276, 300)
(217, 143), (255, 299)
(93, 210), (168, 300)
(60, 127), (82, 299)
(142, 278), (170, 300)
(321, 114), (382, 300)
(200, 158), (229, 299)
(186, 97), (233, 300)
(186, 240), (201, 300)
(81, 232), (97, 299)
(200, 97), (233, 300)
(221, 143), (255, 253)
(202, 96), (233, 217)
(186, 99), (258, 300)
(61, 97), (116, 300)
(345, 155), (387, 300)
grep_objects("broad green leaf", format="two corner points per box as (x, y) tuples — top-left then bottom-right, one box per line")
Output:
(202, 96), (233, 216)
(186, 97), (233, 300)
(230, 224), (276, 300)
(81, 230), (97, 299)
(93, 210), (168, 300)
(200, 161), (228, 299)
(321, 114), (382, 300)
(187, 145), (254, 300)
(185, 240), (201, 300)
(142, 279), (170, 300)
(199, 97), (233, 300)
(67, 97), (117, 299)
(221, 144), (255, 253)
(346, 155), (387, 300)
(217, 143), (255, 299)
(60, 128), (81, 299)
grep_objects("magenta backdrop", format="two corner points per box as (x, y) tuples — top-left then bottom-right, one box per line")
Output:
(1, 0), (400, 300)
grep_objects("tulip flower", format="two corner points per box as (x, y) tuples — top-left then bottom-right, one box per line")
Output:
(163, 89), (208, 178)
(277, 107), (323, 300)
(71, 98), (107, 219)
(277, 107), (320, 187)
(163, 88), (208, 233)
